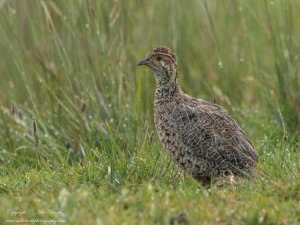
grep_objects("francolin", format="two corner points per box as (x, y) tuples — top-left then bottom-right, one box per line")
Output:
(137, 47), (258, 185)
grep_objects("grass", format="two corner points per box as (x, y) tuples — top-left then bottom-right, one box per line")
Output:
(0, 0), (299, 224)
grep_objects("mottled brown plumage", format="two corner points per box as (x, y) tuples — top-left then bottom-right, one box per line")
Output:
(137, 47), (258, 185)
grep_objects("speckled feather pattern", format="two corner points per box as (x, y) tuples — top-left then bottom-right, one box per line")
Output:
(139, 47), (258, 184)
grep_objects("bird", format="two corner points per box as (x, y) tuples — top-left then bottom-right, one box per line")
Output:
(137, 47), (258, 185)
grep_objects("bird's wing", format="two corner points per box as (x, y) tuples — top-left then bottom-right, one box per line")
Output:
(171, 100), (258, 170)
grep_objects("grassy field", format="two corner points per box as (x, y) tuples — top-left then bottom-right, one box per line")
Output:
(0, 0), (299, 224)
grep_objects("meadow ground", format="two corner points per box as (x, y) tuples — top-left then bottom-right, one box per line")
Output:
(0, 0), (299, 224)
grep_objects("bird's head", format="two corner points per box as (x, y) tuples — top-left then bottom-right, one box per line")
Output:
(137, 47), (178, 87)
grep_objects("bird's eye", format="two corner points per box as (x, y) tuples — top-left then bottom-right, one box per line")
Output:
(156, 56), (162, 61)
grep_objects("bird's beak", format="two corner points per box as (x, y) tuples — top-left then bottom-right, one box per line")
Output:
(137, 58), (149, 66)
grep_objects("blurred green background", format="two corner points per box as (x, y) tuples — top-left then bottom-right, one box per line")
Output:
(0, 0), (299, 224)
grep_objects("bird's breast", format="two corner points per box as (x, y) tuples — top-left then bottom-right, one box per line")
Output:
(154, 104), (180, 154)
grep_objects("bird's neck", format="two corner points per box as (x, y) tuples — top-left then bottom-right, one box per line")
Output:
(154, 71), (181, 104)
